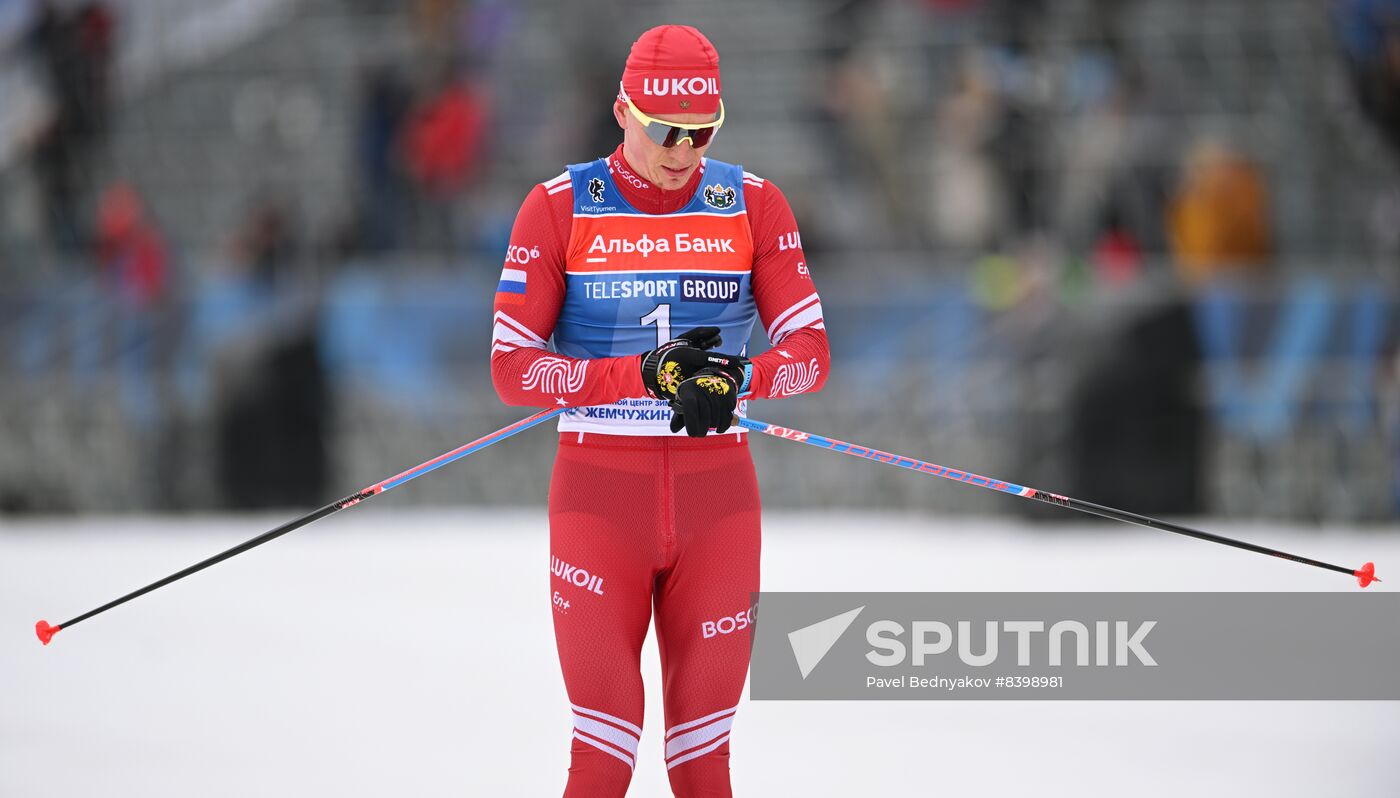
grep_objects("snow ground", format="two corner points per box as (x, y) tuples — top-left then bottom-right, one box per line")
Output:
(2, 510), (1397, 797)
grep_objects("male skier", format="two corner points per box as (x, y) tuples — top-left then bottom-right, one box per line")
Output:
(490, 24), (829, 797)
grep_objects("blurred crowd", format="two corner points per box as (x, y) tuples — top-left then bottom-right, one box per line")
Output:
(0, 0), (1397, 514)
(815, 0), (1348, 288)
(329, 0), (510, 257)
(1, 0), (1396, 283)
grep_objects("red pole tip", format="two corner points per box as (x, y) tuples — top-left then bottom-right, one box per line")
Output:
(35, 620), (59, 646)
(1355, 562), (1377, 589)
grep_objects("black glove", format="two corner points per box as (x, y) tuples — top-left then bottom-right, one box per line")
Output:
(641, 326), (726, 401)
(668, 363), (748, 437)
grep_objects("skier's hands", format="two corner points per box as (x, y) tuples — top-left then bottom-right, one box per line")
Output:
(641, 327), (749, 401)
(640, 326), (752, 435)
(669, 367), (741, 437)
(640, 326), (720, 400)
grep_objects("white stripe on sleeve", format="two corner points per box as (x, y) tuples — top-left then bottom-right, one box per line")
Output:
(770, 301), (824, 344)
(492, 310), (547, 352)
(765, 293), (821, 342)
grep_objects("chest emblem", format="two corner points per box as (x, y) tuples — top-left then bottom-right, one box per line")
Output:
(702, 183), (736, 210)
(588, 177), (606, 204)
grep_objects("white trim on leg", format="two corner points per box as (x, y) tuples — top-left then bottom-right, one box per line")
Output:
(571, 704), (643, 738)
(666, 733), (731, 770)
(664, 703), (739, 739)
(573, 731), (636, 769)
(573, 713), (640, 761)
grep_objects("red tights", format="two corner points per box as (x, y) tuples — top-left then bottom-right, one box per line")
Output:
(548, 431), (761, 797)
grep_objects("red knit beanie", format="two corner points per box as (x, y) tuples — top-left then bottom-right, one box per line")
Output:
(619, 25), (722, 116)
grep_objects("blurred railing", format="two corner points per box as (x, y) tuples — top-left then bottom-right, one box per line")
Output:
(0, 256), (1396, 520)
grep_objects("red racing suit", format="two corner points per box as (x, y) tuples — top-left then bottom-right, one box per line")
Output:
(491, 145), (828, 797)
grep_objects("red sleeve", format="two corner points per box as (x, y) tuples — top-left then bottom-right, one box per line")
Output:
(490, 181), (648, 408)
(742, 177), (831, 400)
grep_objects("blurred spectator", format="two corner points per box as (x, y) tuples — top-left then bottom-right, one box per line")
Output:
(29, 0), (115, 250)
(403, 70), (488, 197)
(352, 66), (411, 253)
(980, 0), (1049, 237)
(215, 201), (325, 511)
(822, 42), (918, 246)
(73, 2), (112, 131)
(1333, 0), (1400, 154)
(1066, 295), (1205, 515)
(96, 183), (166, 308)
(95, 182), (168, 425)
(1167, 140), (1273, 283)
(926, 51), (1006, 252)
(401, 66), (491, 250)
(815, 0), (925, 247)
(1090, 206), (1143, 287)
(214, 319), (330, 510)
(1053, 48), (1138, 251)
(230, 195), (299, 287)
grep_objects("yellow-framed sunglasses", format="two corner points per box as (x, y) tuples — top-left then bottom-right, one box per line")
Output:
(620, 84), (725, 149)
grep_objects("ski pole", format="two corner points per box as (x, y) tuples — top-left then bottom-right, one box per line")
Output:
(35, 407), (567, 645)
(737, 416), (1379, 588)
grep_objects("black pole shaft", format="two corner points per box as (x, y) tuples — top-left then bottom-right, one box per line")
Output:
(40, 408), (566, 643)
(1049, 494), (1355, 577)
(55, 489), (374, 631)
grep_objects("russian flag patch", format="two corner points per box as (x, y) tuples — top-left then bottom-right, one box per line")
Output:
(496, 268), (527, 304)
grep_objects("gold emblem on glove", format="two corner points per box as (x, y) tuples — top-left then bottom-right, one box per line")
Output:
(696, 375), (732, 395)
(659, 361), (684, 395)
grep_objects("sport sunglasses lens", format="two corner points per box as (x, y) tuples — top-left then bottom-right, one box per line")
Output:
(648, 122), (717, 149)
